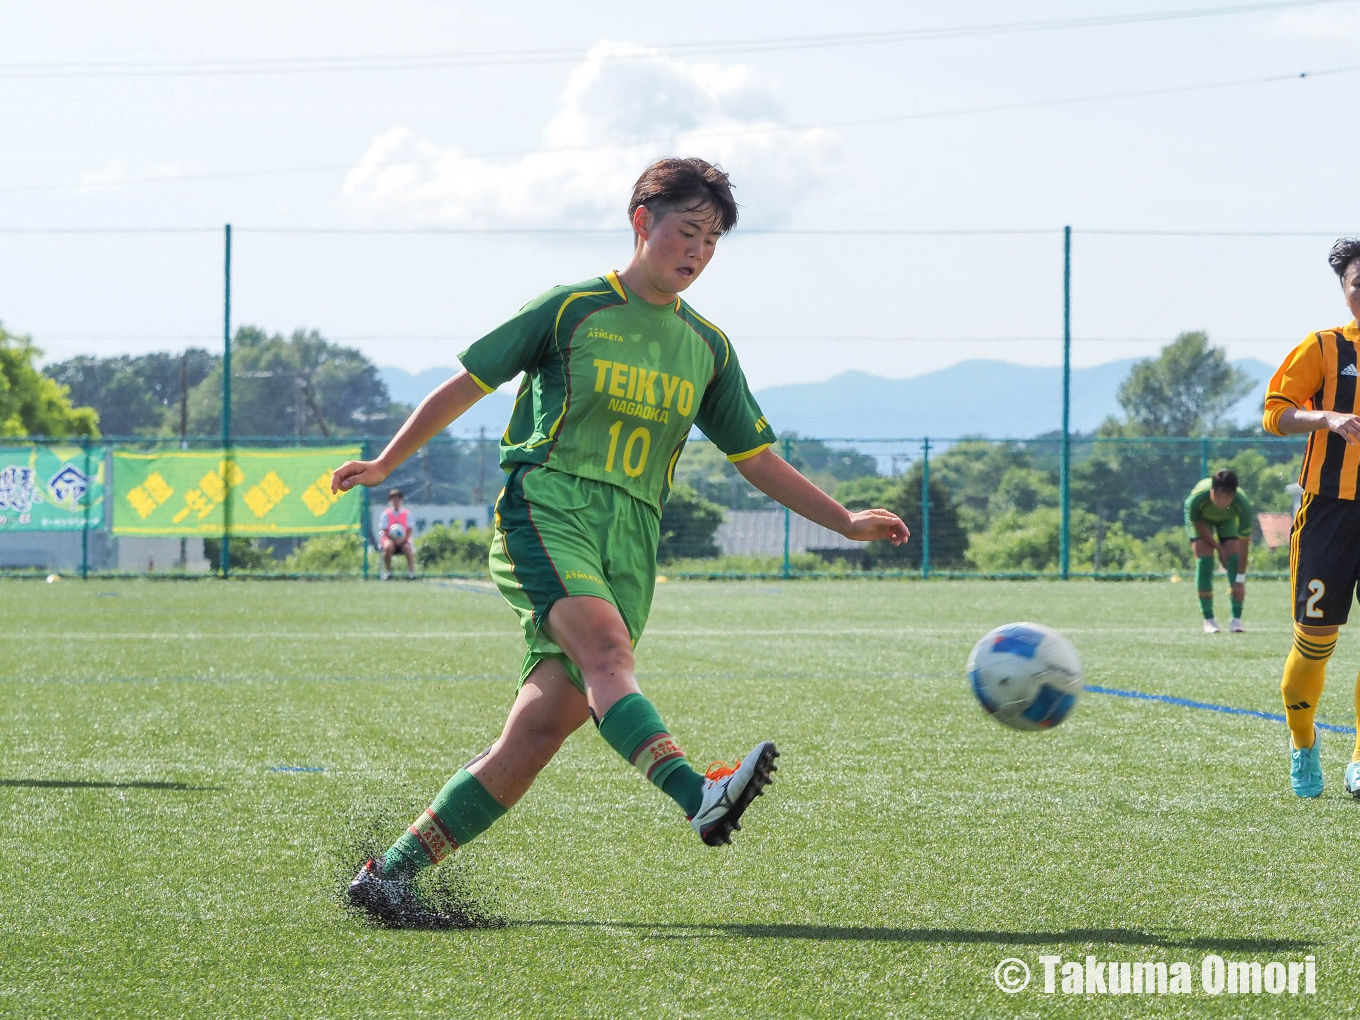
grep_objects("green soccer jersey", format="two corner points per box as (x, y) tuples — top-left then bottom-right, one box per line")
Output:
(1184, 477), (1255, 533)
(459, 271), (776, 511)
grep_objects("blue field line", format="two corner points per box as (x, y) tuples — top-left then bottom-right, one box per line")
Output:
(268, 765), (326, 773)
(1087, 684), (1357, 735)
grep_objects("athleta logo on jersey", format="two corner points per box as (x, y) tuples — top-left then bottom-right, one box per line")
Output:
(592, 358), (697, 422)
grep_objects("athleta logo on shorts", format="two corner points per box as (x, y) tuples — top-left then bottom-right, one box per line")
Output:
(632, 733), (685, 780)
(409, 809), (459, 864)
(564, 569), (605, 585)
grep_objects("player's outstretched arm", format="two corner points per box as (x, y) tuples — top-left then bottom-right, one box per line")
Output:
(733, 448), (909, 545)
(1275, 408), (1360, 444)
(331, 371), (488, 494)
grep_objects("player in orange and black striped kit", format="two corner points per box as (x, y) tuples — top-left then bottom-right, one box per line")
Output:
(1262, 237), (1360, 798)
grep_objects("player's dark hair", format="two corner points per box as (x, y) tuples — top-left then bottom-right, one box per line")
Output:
(1329, 237), (1360, 280)
(1211, 469), (1238, 494)
(628, 158), (738, 237)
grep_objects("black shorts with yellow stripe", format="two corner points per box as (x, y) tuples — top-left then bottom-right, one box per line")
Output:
(1291, 491), (1360, 626)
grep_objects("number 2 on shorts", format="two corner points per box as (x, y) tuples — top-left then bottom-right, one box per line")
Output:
(605, 420), (651, 478)
(1305, 579), (1326, 619)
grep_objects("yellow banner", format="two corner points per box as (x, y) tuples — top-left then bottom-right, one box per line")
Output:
(112, 447), (361, 536)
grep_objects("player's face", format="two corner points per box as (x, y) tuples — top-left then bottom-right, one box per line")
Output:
(1343, 261), (1360, 323)
(1210, 488), (1234, 509)
(638, 203), (722, 297)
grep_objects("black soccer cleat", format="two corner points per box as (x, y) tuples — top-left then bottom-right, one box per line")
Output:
(348, 858), (432, 926)
(689, 741), (779, 846)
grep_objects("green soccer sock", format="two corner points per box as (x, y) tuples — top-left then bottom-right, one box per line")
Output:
(1226, 553), (1243, 618)
(381, 768), (507, 877)
(1196, 556), (1215, 619)
(598, 692), (704, 817)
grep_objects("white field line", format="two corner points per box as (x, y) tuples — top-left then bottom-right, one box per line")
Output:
(0, 626), (1294, 640)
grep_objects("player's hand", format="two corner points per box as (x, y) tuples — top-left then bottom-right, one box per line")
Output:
(1231, 581), (1245, 602)
(844, 508), (910, 545)
(331, 459), (389, 494)
(1324, 412), (1360, 445)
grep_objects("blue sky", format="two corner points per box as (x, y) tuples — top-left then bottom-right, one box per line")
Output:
(2, 0), (1356, 388)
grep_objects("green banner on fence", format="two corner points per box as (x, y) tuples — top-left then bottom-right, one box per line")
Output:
(112, 447), (361, 536)
(0, 446), (105, 532)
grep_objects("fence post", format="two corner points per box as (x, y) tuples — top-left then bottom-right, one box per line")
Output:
(781, 436), (792, 579)
(361, 436), (371, 580)
(80, 436), (92, 579)
(1200, 436), (1210, 479)
(1060, 225), (1072, 580)
(920, 437), (931, 579)
(221, 222), (233, 578)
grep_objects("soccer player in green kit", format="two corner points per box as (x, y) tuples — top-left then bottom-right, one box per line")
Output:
(332, 158), (910, 925)
(1184, 469), (1253, 634)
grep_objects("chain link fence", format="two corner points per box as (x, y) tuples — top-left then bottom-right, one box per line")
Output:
(0, 433), (1304, 579)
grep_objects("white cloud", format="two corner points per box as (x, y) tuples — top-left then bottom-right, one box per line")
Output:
(341, 41), (841, 228)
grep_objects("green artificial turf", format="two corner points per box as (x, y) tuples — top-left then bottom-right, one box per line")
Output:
(0, 578), (1353, 1018)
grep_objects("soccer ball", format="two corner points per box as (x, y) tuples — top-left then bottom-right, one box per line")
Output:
(966, 622), (1083, 731)
(387, 523), (407, 543)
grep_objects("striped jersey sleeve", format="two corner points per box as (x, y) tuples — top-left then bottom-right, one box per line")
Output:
(1262, 334), (1324, 435)
(1265, 323), (1360, 500)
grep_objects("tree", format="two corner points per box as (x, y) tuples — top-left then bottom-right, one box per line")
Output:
(0, 326), (99, 437)
(658, 483), (725, 562)
(45, 349), (216, 436)
(924, 439), (1041, 531)
(672, 435), (882, 512)
(1116, 332), (1253, 437)
(781, 433), (880, 486)
(186, 327), (404, 438)
(836, 462), (968, 568)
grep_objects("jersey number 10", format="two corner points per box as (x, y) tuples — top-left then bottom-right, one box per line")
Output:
(605, 421), (651, 478)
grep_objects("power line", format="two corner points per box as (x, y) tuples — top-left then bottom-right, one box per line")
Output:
(0, 227), (1344, 237)
(2, 64), (1351, 197)
(1, 0), (1345, 78)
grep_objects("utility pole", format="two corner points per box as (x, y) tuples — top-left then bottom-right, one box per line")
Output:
(1060, 225), (1071, 580)
(179, 351), (189, 568)
(221, 223), (233, 578)
(475, 425), (487, 505)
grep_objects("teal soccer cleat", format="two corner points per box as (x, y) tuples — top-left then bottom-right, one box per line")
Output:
(1345, 761), (1360, 799)
(1290, 725), (1323, 798)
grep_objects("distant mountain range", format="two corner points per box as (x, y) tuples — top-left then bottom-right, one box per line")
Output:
(380, 358), (1277, 441)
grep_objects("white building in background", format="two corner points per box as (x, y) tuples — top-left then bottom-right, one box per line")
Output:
(715, 509), (859, 558)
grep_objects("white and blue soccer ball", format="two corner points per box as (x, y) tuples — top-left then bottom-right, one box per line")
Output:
(387, 522), (407, 543)
(967, 622), (1084, 731)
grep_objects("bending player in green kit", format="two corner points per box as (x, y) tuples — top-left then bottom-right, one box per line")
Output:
(331, 158), (910, 925)
(1184, 470), (1253, 634)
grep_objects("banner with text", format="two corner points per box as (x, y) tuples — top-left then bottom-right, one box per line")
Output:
(112, 447), (360, 536)
(0, 446), (105, 532)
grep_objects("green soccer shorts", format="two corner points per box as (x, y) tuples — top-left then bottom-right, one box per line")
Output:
(488, 464), (661, 694)
(1185, 517), (1241, 542)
